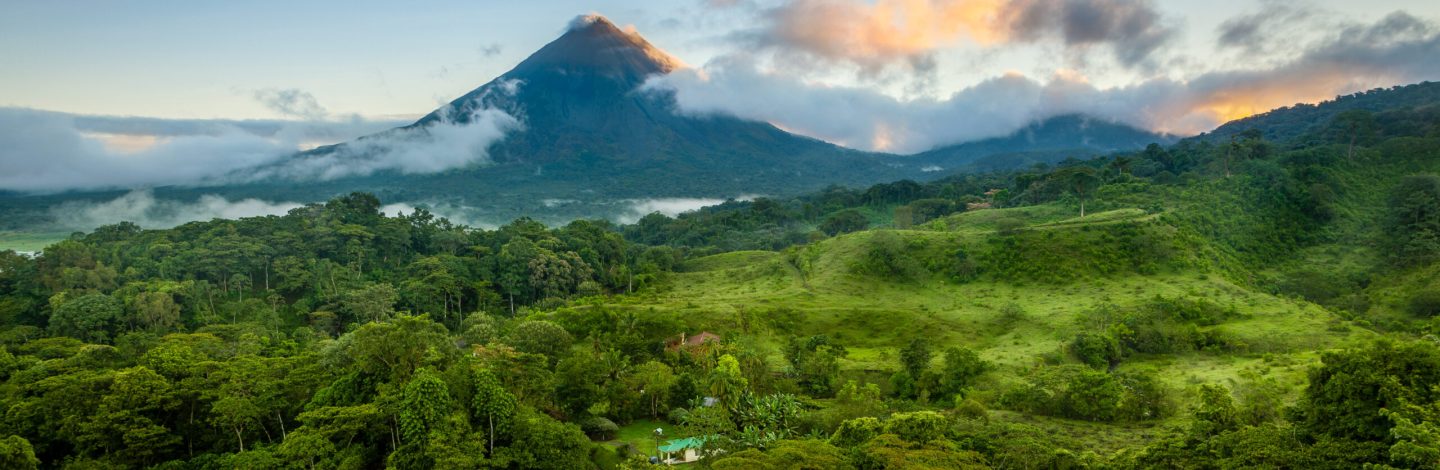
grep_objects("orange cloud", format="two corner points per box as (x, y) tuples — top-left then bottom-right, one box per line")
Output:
(768, 0), (1009, 70)
(761, 0), (1175, 71)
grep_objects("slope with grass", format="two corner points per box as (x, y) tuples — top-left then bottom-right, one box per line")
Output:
(569, 197), (1375, 451)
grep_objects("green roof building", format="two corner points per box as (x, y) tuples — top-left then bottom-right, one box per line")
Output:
(658, 435), (715, 465)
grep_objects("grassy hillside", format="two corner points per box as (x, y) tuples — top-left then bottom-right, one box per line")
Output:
(577, 199), (1373, 448)
(563, 134), (1440, 455)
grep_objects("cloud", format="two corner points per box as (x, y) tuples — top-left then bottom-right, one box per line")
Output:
(1216, 1), (1315, 54)
(747, 0), (1175, 74)
(617, 197), (736, 223)
(253, 107), (521, 181)
(0, 84), (521, 192)
(253, 88), (330, 120)
(247, 82), (524, 181)
(651, 10), (1440, 153)
(1003, 0), (1175, 67)
(0, 108), (298, 192)
(48, 190), (303, 231)
(480, 43), (504, 57)
(378, 202), (500, 229)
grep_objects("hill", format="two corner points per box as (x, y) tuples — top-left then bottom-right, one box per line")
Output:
(1200, 80), (1440, 143)
(912, 114), (1176, 172)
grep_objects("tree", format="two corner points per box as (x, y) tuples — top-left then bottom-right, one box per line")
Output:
(1384, 175), (1440, 266)
(819, 209), (868, 236)
(899, 338), (932, 381)
(1069, 332), (1122, 369)
(1329, 110), (1377, 160)
(502, 320), (573, 364)
(346, 315), (455, 383)
(938, 347), (988, 398)
(554, 354), (607, 418)
(341, 282), (398, 324)
(0, 435), (39, 470)
(494, 409), (593, 470)
(1299, 340), (1440, 442)
(831, 417), (884, 448)
(784, 336), (845, 397)
(472, 368), (516, 454)
(1191, 384), (1239, 438)
(1060, 369), (1122, 421)
(884, 411), (949, 444)
(709, 354), (749, 411)
(276, 427), (335, 470)
(89, 366), (181, 465)
(630, 361), (677, 418)
(834, 380), (885, 420)
(399, 369), (454, 443)
(48, 293), (122, 343)
(130, 291), (180, 332)
(1052, 166), (1100, 217)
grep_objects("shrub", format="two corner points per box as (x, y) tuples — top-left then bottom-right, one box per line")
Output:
(580, 417), (619, 440)
(831, 417), (884, 448)
(668, 407), (690, 424)
(883, 411), (949, 444)
(1409, 289), (1440, 317)
(1068, 332), (1122, 369)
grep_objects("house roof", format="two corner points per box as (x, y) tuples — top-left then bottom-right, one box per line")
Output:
(658, 436), (711, 453)
(686, 331), (720, 346)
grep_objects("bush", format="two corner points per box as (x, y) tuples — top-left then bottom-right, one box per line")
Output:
(580, 417), (619, 440)
(668, 407), (690, 424)
(820, 209), (869, 236)
(852, 231), (925, 281)
(831, 417), (884, 448)
(883, 411), (949, 444)
(1409, 289), (1440, 317)
(1068, 332), (1122, 369)
(953, 397), (988, 423)
(1059, 370), (1123, 421)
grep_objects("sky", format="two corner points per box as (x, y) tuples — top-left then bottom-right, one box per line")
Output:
(2, 0), (1440, 192)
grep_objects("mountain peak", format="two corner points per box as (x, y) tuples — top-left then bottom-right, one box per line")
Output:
(567, 13), (617, 31)
(507, 14), (680, 81)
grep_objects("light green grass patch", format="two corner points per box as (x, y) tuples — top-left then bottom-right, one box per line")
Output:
(0, 231), (67, 252)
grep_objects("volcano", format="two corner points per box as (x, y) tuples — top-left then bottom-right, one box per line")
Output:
(288, 15), (905, 208)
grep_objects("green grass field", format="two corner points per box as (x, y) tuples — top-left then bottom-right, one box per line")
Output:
(0, 231), (67, 252)
(609, 419), (669, 455)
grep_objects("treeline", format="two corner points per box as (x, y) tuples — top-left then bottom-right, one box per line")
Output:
(1, 192), (682, 337)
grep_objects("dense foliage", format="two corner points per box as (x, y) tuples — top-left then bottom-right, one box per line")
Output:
(2, 85), (1440, 468)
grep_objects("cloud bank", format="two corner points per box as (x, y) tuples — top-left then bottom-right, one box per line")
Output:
(48, 190), (303, 231)
(0, 87), (521, 192)
(652, 10), (1440, 153)
(0, 108), (299, 192)
(246, 107), (521, 181)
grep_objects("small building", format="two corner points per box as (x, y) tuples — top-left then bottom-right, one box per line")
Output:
(665, 331), (722, 354)
(658, 436), (715, 465)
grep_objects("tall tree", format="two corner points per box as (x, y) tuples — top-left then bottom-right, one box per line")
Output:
(472, 368), (516, 454)
(1053, 166), (1100, 217)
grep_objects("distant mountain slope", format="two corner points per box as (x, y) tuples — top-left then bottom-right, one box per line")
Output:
(911, 114), (1175, 171)
(1200, 81), (1440, 143)
(293, 16), (907, 201)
